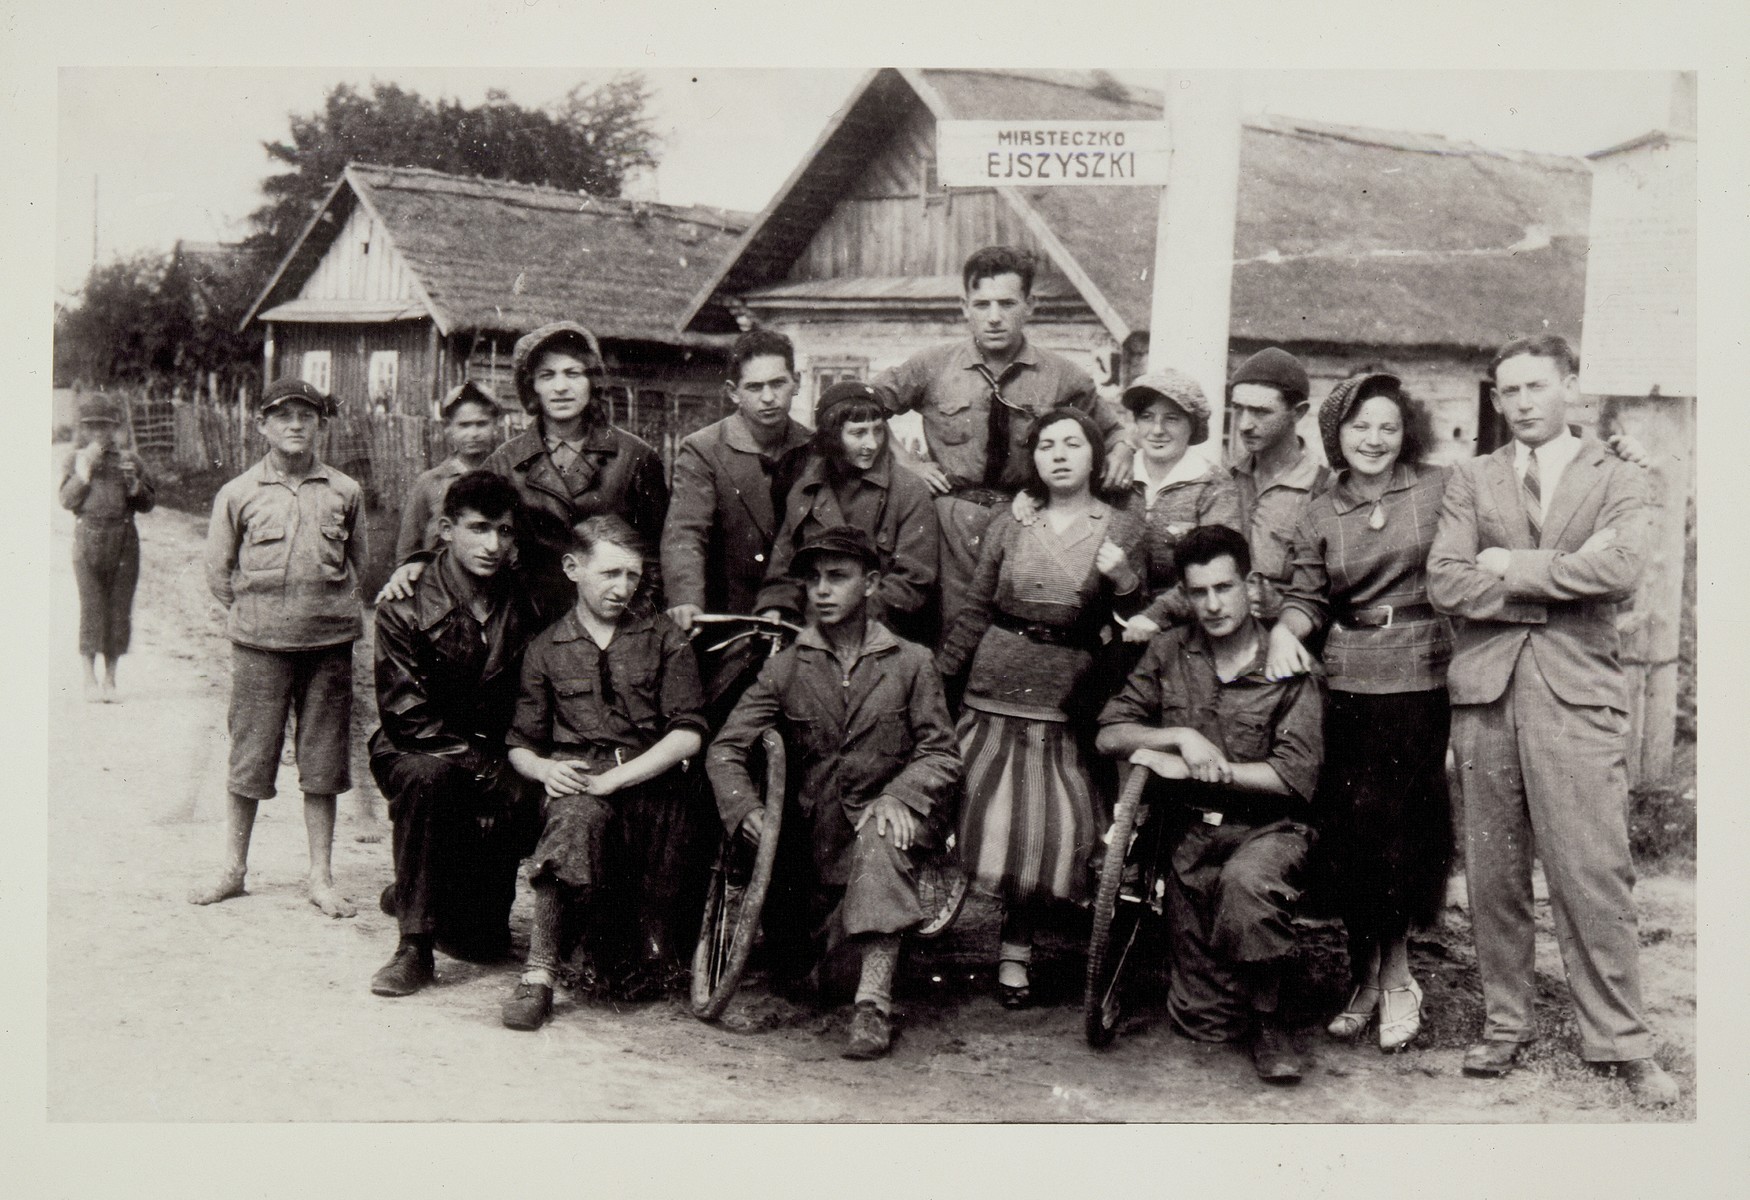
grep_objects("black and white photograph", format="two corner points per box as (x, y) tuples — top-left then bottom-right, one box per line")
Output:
(11, 0), (1745, 1190)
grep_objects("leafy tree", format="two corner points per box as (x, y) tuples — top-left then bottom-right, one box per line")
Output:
(247, 74), (660, 262)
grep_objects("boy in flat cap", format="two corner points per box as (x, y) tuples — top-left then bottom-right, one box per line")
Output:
(708, 525), (962, 1060)
(501, 515), (707, 1030)
(191, 378), (365, 918)
(394, 381), (504, 561)
(755, 380), (940, 644)
(59, 393), (156, 701)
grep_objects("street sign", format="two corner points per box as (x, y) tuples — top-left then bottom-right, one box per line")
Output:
(936, 120), (1171, 187)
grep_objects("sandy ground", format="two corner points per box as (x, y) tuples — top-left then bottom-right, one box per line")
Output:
(45, 454), (1695, 1122)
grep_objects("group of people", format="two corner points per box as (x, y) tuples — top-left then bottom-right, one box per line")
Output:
(146, 241), (1673, 1102)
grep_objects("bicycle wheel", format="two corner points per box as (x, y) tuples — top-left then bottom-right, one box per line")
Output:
(690, 729), (786, 1020)
(1084, 769), (1150, 1048)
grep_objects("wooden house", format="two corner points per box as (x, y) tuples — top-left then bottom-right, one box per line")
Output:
(681, 69), (1595, 466)
(241, 163), (751, 461)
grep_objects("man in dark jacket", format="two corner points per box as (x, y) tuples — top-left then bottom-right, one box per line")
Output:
(367, 471), (542, 996)
(708, 526), (962, 1059)
(661, 330), (813, 710)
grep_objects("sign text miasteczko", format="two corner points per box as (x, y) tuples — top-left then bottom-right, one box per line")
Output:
(936, 121), (1171, 187)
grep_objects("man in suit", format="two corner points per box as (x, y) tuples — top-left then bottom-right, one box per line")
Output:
(1428, 334), (1677, 1106)
(662, 329), (813, 707)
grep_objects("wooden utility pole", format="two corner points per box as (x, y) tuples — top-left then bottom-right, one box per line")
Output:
(1147, 71), (1242, 447)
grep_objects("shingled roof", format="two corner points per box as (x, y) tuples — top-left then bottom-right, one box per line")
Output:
(244, 163), (752, 345)
(685, 68), (1592, 352)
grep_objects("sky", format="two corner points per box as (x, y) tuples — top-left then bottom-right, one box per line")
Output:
(55, 67), (1679, 300)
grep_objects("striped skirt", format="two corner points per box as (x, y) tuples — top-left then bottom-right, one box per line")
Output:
(956, 709), (1100, 905)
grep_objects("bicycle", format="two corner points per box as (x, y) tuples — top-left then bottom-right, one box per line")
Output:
(1083, 765), (1174, 1048)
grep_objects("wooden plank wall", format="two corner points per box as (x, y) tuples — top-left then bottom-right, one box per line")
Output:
(273, 320), (434, 415)
(786, 102), (1069, 286)
(297, 202), (421, 303)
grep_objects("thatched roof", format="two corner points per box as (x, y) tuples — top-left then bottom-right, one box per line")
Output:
(244, 164), (752, 346)
(685, 68), (1592, 352)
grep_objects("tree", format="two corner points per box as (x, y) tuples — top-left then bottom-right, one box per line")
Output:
(247, 74), (660, 263)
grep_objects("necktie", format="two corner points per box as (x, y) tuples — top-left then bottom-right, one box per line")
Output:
(1522, 451), (1542, 544)
(975, 364), (1012, 489)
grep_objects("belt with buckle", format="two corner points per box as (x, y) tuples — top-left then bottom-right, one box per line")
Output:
(1335, 601), (1437, 630)
(991, 610), (1087, 648)
(946, 485), (1010, 509)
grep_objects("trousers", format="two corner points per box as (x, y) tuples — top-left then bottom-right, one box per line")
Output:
(369, 749), (539, 945)
(1451, 646), (1652, 1061)
(1165, 813), (1313, 1042)
(73, 519), (140, 659)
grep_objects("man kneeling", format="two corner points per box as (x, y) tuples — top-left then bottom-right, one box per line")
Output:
(707, 527), (962, 1059)
(369, 471), (541, 995)
(1095, 525), (1324, 1083)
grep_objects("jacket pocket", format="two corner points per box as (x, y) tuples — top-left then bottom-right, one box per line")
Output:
(552, 676), (610, 741)
(239, 521), (289, 574)
(925, 395), (976, 447)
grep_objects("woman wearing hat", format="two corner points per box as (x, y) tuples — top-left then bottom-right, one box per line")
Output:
(938, 406), (1146, 1007)
(59, 394), (156, 701)
(1112, 369), (1243, 641)
(1267, 373), (1452, 1051)
(483, 321), (669, 618)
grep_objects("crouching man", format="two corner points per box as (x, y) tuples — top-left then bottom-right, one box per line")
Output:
(1095, 526), (1324, 1083)
(368, 471), (542, 995)
(707, 526), (962, 1060)
(501, 516), (707, 1029)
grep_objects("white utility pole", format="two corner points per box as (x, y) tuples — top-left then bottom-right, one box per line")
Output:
(1147, 72), (1242, 452)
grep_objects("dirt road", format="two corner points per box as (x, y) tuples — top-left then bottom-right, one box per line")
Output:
(45, 456), (1695, 1122)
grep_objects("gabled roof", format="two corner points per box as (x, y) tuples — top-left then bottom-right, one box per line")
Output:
(685, 68), (1592, 352)
(244, 164), (752, 345)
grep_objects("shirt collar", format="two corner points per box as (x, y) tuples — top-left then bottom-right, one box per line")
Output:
(1133, 451), (1214, 496)
(1183, 620), (1270, 681)
(417, 549), (503, 630)
(955, 338), (1038, 374)
(1235, 439), (1323, 493)
(257, 455), (331, 486)
(724, 412), (809, 458)
(1329, 461), (1418, 514)
(549, 607), (653, 644)
(794, 619), (899, 660)
(1514, 427), (1579, 469)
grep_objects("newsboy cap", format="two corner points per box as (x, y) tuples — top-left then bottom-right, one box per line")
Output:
(1229, 347), (1310, 407)
(1121, 369), (1212, 446)
(76, 393), (124, 425)
(787, 525), (882, 577)
(257, 377), (334, 417)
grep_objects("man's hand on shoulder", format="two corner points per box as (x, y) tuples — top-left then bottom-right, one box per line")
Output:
(376, 560), (427, 604)
(1102, 441), (1135, 490)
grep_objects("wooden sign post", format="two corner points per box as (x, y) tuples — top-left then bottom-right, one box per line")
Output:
(939, 74), (1244, 457)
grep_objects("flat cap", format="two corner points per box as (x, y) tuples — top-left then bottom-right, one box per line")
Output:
(76, 393), (124, 425)
(787, 524), (882, 577)
(258, 377), (334, 417)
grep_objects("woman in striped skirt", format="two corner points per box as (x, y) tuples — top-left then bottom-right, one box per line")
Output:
(937, 407), (1146, 1007)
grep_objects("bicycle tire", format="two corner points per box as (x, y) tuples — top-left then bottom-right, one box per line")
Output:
(1084, 769), (1149, 1048)
(689, 729), (786, 1021)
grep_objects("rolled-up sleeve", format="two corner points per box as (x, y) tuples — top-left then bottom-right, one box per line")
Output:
(657, 622), (709, 738)
(1265, 674), (1324, 803)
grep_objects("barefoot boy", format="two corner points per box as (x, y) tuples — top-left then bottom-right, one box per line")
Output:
(501, 516), (707, 1029)
(191, 378), (365, 918)
(708, 526), (961, 1060)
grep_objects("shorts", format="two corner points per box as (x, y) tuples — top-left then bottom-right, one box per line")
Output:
(227, 642), (353, 799)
